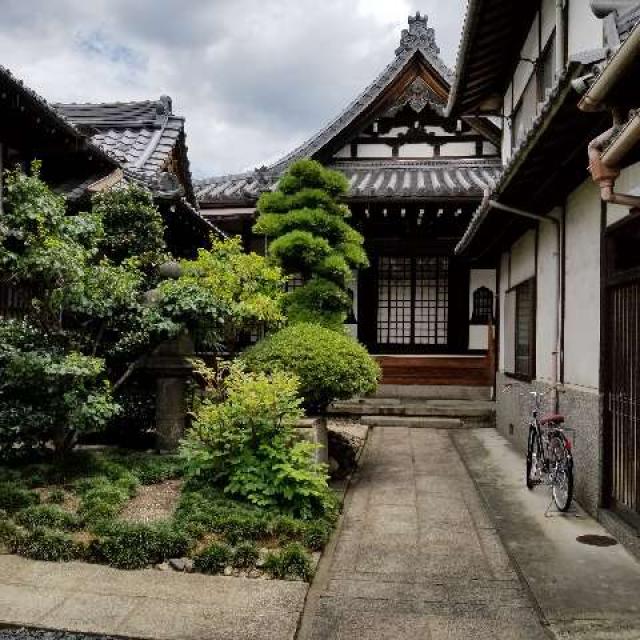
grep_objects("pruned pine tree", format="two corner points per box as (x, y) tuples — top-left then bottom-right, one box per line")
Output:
(254, 159), (368, 327)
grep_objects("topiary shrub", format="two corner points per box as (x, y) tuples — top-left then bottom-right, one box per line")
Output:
(76, 476), (135, 527)
(0, 517), (25, 553)
(89, 521), (191, 570)
(254, 159), (368, 327)
(242, 323), (380, 413)
(14, 527), (84, 562)
(194, 542), (233, 575)
(15, 505), (80, 531)
(0, 483), (40, 514)
(232, 542), (259, 569)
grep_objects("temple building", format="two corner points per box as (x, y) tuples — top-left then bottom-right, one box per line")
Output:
(197, 14), (502, 387)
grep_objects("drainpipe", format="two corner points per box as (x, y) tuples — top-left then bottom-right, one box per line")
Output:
(488, 200), (563, 412)
(556, 0), (567, 75)
(588, 112), (640, 208)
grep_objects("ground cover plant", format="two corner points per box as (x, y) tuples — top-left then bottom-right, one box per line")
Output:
(0, 446), (333, 580)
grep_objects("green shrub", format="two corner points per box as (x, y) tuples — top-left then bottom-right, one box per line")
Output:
(0, 518), (24, 552)
(232, 542), (259, 569)
(263, 543), (313, 581)
(15, 527), (84, 562)
(46, 488), (67, 505)
(302, 521), (331, 551)
(15, 505), (80, 531)
(269, 515), (303, 541)
(0, 482), (39, 514)
(222, 514), (269, 545)
(76, 476), (134, 526)
(90, 522), (191, 570)
(181, 366), (333, 518)
(104, 453), (184, 485)
(243, 323), (380, 413)
(254, 159), (368, 326)
(194, 542), (232, 575)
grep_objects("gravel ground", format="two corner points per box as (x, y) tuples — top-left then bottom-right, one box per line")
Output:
(0, 630), (117, 640)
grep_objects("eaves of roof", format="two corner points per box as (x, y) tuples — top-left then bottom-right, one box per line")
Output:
(0, 65), (118, 170)
(456, 62), (608, 258)
(447, 0), (540, 117)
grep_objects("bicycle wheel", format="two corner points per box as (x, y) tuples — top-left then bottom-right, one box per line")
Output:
(550, 434), (573, 512)
(526, 427), (537, 489)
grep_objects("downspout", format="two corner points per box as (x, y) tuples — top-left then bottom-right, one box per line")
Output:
(588, 111), (640, 208)
(489, 200), (563, 412)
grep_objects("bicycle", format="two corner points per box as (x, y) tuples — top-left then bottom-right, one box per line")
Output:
(504, 384), (574, 512)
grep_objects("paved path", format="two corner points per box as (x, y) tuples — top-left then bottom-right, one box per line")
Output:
(0, 554), (307, 640)
(455, 428), (640, 639)
(299, 427), (547, 640)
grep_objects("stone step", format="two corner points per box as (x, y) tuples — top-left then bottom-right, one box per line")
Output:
(374, 384), (492, 401)
(330, 400), (494, 417)
(360, 415), (464, 429)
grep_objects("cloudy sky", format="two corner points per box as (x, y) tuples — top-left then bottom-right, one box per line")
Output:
(0, 0), (466, 178)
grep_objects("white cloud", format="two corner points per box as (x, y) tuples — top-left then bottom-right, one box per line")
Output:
(0, 0), (466, 177)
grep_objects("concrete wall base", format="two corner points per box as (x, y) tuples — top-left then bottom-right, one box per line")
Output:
(496, 372), (602, 517)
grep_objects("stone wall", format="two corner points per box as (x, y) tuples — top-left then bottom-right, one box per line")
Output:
(496, 372), (602, 516)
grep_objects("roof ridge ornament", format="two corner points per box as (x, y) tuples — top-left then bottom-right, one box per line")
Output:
(396, 12), (440, 57)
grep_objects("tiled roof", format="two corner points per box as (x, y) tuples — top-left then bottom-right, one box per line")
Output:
(197, 158), (502, 206)
(54, 98), (188, 185)
(617, 3), (640, 41)
(0, 64), (118, 168)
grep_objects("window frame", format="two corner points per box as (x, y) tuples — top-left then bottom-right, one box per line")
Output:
(505, 277), (536, 382)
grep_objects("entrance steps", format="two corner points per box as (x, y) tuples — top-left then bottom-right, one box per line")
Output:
(330, 391), (496, 429)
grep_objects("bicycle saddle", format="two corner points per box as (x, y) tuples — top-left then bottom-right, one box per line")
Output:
(540, 414), (565, 425)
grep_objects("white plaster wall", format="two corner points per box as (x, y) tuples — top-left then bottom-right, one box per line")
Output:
(541, 0), (557, 44)
(568, 1), (603, 55)
(468, 269), (497, 350)
(564, 179), (601, 390)
(510, 230), (536, 285)
(607, 162), (640, 226)
(536, 209), (561, 382)
(357, 144), (392, 158)
(513, 16), (540, 103)
(502, 88), (514, 163)
(398, 144), (434, 158)
(483, 142), (498, 156)
(440, 141), (477, 157)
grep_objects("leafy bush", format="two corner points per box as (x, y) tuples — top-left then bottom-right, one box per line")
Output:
(243, 323), (380, 413)
(232, 542), (259, 569)
(15, 527), (84, 562)
(15, 505), (80, 531)
(193, 542), (232, 574)
(254, 159), (368, 327)
(269, 515), (303, 541)
(264, 543), (313, 581)
(0, 483), (39, 514)
(181, 366), (333, 518)
(90, 521), (191, 570)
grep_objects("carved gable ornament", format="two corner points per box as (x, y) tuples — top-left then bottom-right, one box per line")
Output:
(386, 77), (443, 117)
(395, 12), (440, 57)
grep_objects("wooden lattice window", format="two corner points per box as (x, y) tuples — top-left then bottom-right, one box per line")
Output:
(471, 286), (494, 325)
(376, 256), (449, 346)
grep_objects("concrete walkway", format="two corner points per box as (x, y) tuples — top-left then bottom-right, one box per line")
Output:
(454, 428), (640, 639)
(299, 427), (548, 639)
(0, 554), (307, 640)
